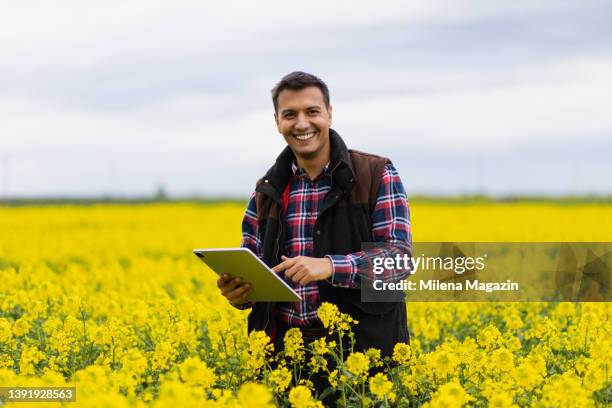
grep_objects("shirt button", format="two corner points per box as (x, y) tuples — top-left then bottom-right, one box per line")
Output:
(316, 230), (321, 235)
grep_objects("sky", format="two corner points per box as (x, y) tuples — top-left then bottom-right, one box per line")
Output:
(1, 0), (611, 198)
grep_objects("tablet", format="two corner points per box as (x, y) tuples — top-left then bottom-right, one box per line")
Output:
(193, 248), (301, 302)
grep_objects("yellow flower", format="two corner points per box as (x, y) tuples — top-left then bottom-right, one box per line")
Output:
(288, 385), (322, 408)
(178, 356), (215, 388)
(19, 345), (45, 376)
(503, 335), (521, 352)
(490, 347), (514, 373)
(328, 369), (339, 388)
(155, 379), (204, 406)
(541, 372), (594, 408)
(317, 302), (340, 329)
(511, 362), (541, 391)
(131, 299), (149, 326)
(309, 339), (336, 372)
(308, 355), (328, 374)
(477, 325), (501, 350)
(170, 320), (197, 349)
(365, 348), (383, 368)
(317, 302), (357, 333)
(429, 349), (459, 378)
(345, 352), (370, 379)
(151, 340), (177, 371)
(74, 365), (110, 390)
(487, 392), (517, 408)
(582, 366), (607, 392)
(268, 366), (292, 392)
(284, 328), (305, 362)
(311, 338), (331, 355)
(121, 348), (148, 376)
(27, 299), (46, 319)
(244, 330), (274, 373)
(12, 316), (31, 337)
(392, 342), (412, 365)
(237, 382), (275, 408)
(369, 372), (393, 400)
(432, 381), (474, 407)
(400, 373), (419, 396)
(502, 307), (524, 330)
(420, 318), (440, 341)
(0, 318), (12, 343)
(2, 202), (611, 407)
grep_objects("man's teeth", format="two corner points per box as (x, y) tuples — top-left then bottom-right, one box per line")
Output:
(294, 132), (316, 140)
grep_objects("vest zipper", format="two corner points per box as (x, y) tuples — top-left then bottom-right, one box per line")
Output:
(274, 208), (283, 264)
(267, 204), (284, 333)
(316, 160), (345, 225)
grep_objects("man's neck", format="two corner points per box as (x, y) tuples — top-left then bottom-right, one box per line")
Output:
(295, 146), (331, 181)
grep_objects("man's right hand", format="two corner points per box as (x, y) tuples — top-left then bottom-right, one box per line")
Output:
(217, 274), (253, 306)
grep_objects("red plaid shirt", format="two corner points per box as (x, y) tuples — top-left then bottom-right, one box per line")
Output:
(238, 161), (411, 327)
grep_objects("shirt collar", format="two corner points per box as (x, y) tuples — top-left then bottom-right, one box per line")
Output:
(291, 161), (332, 180)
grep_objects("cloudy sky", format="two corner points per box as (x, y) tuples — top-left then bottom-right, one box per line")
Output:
(1, 0), (611, 197)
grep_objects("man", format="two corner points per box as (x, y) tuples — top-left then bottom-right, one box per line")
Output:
(217, 71), (411, 357)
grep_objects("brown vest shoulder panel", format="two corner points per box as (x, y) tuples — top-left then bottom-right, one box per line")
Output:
(348, 149), (390, 210)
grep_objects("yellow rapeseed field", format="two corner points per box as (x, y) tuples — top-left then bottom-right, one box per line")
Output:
(0, 202), (610, 407)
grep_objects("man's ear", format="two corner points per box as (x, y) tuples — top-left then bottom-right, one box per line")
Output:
(327, 105), (333, 127)
(274, 112), (281, 132)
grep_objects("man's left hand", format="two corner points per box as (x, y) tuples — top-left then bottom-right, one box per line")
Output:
(273, 255), (333, 285)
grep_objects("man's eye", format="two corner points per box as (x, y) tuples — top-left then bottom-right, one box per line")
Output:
(308, 110), (319, 115)
(284, 113), (295, 119)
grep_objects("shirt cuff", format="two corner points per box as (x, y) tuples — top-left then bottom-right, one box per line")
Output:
(231, 301), (254, 310)
(326, 255), (358, 288)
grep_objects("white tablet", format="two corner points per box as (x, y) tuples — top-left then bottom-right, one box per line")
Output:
(193, 248), (301, 302)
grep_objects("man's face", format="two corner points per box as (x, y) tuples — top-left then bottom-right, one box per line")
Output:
(275, 86), (333, 160)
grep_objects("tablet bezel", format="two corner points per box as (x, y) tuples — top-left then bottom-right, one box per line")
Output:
(193, 247), (301, 302)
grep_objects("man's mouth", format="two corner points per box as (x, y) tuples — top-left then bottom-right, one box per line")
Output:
(292, 131), (317, 141)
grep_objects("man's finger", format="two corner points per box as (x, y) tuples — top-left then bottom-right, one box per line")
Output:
(272, 259), (290, 272)
(299, 275), (312, 286)
(291, 269), (307, 283)
(285, 262), (304, 279)
(234, 286), (253, 304)
(231, 292), (251, 305)
(221, 278), (241, 296)
(227, 284), (251, 302)
(273, 256), (296, 273)
(217, 273), (233, 288)
(227, 284), (248, 301)
(217, 273), (231, 289)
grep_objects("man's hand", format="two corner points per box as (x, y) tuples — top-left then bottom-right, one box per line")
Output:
(217, 274), (253, 306)
(272, 255), (333, 285)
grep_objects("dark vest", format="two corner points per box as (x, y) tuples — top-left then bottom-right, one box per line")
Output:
(248, 129), (409, 357)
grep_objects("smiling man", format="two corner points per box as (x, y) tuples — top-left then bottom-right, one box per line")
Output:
(217, 71), (411, 357)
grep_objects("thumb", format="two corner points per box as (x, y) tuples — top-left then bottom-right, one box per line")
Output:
(281, 255), (289, 261)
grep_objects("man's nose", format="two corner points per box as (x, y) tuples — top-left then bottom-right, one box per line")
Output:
(294, 113), (310, 130)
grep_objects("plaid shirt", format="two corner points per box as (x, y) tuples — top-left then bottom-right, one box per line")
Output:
(238, 161), (411, 327)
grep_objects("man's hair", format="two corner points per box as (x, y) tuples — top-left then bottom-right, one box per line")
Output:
(271, 71), (330, 113)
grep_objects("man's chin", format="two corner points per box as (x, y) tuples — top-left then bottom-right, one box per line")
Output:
(290, 146), (317, 159)
(285, 134), (328, 160)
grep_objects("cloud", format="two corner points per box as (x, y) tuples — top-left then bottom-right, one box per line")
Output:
(4, 56), (609, 150)
(336, 57), (612, 152)
(0, 1), (611, 196)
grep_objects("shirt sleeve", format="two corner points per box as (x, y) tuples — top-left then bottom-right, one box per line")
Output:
(240, 192), (262, 258)
(232, 192), (260, 310)
(326, 163), (412, 289)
